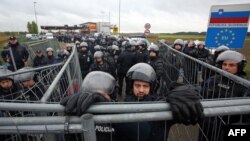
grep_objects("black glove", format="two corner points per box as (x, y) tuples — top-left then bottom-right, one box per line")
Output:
(166, 84), (203, 125)
(60, 92), (108, 116)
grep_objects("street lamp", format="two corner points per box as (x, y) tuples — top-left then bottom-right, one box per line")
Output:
(33, 1), (39, 33)
(119, 0), (121, 34)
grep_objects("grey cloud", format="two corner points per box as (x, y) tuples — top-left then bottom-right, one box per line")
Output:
(0, 0), (249, 32)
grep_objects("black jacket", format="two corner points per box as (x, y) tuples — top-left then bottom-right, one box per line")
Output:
(202, 75), (247, 99)
(0, 83), (20, 100)
(197, 48), (210, 60)
(183, 46), (198, 58)
(1, 42), (29, 71)
(33, 55), (47, 67)
(117, 50), (137, 74)
(113, 95), (167, 141)
(90, 61), (116, 78)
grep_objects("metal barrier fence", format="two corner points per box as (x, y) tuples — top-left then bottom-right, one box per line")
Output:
(0, 40), (82, 141)
(158, 41), (250, 141)
(0, 40), (250, 141)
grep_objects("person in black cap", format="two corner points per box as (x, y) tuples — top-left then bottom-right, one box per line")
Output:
(33, 50), (47, 67)
(1, 36), (29, 71)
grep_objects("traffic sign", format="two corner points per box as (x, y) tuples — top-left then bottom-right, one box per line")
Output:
(144, 23), (151, 30)
(205, 4), (250, 48)
(144, 29), (150, 36)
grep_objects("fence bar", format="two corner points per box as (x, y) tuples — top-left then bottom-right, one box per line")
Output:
(1, 98), (250, 113)
(0, 124), (83, 134)
(1, 105), (250, 127)
(0, 62), (63, 78)
(0, 105), (250, 134)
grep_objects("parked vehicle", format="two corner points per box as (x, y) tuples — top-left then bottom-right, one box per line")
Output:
(45, 33), (54, 39)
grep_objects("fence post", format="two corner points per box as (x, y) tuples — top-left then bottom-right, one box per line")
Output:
(81, 114), (97, 141)
(9, 48), (17, 71)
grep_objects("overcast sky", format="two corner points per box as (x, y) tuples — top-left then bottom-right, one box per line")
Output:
(0, 0), (249, 33)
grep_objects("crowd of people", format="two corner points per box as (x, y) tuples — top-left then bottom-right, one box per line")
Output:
(0, 33), (249, 141)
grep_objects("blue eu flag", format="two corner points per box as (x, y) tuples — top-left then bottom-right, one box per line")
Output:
(205, 27), (248, 48)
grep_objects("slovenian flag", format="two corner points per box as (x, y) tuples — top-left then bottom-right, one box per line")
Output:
(210, 10), (249, 24)
(206, 4), (250, 48)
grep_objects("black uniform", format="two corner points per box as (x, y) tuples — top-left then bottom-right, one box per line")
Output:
(33, 54), (47, 67)
(148, 57), (164, 94)
(117, 50), (137, 95)
(197, 48), (210, 60)
(46, 55), (57, 65)
(90, 61), (116, 78)
(113, 94), (170, 141)
(78, 52), (93, 79)
(200, 75), (248, 141)
(183, 46), (198, 58)
(0, 82), (20, 100)
(136, 49), (149, 63)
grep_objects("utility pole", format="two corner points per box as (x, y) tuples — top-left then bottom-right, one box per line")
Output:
(33, 1), (39, 33)
(119, 0), (121, 34)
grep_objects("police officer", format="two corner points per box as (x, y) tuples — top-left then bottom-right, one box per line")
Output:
(0, 69), (20, 100)
(1, 36), (29, 71)
(202, 50), (247, 99)
(15, 67), (45, 101)
(78, 42), (93, 79)
(200, 50), (247, 141)
(172, 39), (184, 51)
(33, 50), (47, 67)
(136, 40), (149, 63)
(45, 47), (57, 65)
(61, 63), (203, 141)
(60, 71), (115, 141)
(183, 40), (198, 58)
(90, 51), (116, 78)
(147, 44), (164, 94)
(104, 45), (119, 77)
(117, 41), (137, 96)
(196, 41), (210, 61)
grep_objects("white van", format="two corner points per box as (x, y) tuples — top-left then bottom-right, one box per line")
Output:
(26, 34), (40, 40)
(45, 33), (54, 39)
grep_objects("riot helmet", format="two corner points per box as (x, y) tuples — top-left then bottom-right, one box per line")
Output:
(94, 51), (104, 58)
(148, 44), (159, 52)
(173, 39), (184, 50)
(148, 44), (159, 57)
(216, 50), (246, 75)
(137, 40), (148, 49)
(46, 47), (54, 52)
(75, 41), (80, 45)
(0, 69), (14, 81)
(112, 41), (118, 46)
(214, 45), (230, 61)
(215, 45), (229, 53)
(112, 45), (119, 51)
(94, 45), (101, 51)
(81, 71), (116, 94)
(126, 63), (156, 84)
(197, 41), (205, 49)
(14, 67), (35, 82)
(80, 42), (88, 47)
